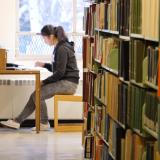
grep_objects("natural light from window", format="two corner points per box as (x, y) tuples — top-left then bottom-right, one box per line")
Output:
(17, 0), (85, 58)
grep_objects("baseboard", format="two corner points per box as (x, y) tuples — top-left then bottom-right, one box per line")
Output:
(0, 119), (84, 127)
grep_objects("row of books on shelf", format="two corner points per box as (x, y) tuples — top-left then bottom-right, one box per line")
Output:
(84, 0), (119, 36)
(83, 72), (159, 131)
(84, 134), (114, 160)
(84, 117), (160, 160)
(83, 71), (160, 158)
(83, 35), (119, 72)
(122, 129), (160, 160)
(83, 35), (160, 87)
(127, 85), (146, 133)
(131, 0), (159, 40)
(96, 35), (119, 71)
(84, 114), (125, 160)
(143, 92), (159, 134)
(83, 65), (160, 159)
(93, 72), (159, 134)
(84, 0), (159, 40)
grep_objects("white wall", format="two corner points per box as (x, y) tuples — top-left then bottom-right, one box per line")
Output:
(0, 0), (17, 60)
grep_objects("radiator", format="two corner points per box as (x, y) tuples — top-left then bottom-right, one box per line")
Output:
(0, 77), (83, 120)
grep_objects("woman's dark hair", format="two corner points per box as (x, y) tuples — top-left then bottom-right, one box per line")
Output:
(41, 24), (68, 42)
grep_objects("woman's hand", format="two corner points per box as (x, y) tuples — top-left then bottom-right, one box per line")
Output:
(35, 61), (45, 67)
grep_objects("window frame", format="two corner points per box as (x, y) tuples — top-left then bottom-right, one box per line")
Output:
(15, 0), (84, 61)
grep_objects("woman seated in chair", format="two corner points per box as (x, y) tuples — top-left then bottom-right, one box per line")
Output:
(0, 25), (79, 131)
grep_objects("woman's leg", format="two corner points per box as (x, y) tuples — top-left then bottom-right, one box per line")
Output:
(15, 80), (77, 124)
(15, 92), (49, 124)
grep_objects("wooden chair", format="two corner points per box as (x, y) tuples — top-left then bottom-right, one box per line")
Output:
(54, 95), (83, 132)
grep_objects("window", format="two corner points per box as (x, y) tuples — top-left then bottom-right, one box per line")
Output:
(16, 0), (85, 59)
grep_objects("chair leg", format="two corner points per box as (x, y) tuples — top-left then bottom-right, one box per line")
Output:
(54, 95), (83, 132)
(54, 96), (58, 131)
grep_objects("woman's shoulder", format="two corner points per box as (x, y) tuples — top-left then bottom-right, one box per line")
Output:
(57, 41), (75, 53)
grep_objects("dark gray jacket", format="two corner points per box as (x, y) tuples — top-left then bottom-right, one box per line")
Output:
(43, 41), (79, 85)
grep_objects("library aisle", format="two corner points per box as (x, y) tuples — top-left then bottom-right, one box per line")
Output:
(0, 128), (83, 160)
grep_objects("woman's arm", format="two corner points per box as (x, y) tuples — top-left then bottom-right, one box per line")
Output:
(43, 63), (52, 72)
(35, 61), (52, 72)
(42, 47), (67, 84)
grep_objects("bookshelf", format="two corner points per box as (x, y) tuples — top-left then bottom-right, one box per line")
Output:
(95, 28), (119, 35)
(96, 131), (109, 147)
(130, 33), (144, 39)
(144, 81), (158, 91)
(119, 77), (129, 85)
(108, 114), (125, 130)
(83, 0), (160, 159)
(143, 126), (158, 140)
(119, 35), (130, 41)
(101, 65), (118, 76)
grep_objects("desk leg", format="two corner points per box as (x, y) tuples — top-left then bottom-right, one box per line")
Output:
(35, 73), (40, 133)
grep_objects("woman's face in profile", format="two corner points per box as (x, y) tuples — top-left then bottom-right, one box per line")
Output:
(42, 35), (54, 46)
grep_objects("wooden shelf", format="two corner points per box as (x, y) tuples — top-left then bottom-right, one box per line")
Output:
(130, 80), (147, 88)
(83, 117), (87, 120)
(95, 28), (119, 35)
(91, 106), (95, 111)
(94, 58), (101, 64)
(83, 68), (98, 75)
(101, 65), (118, 76)
(96, 131), (116, 159)
(96, 131), (109, 147)
(108, 114), (126, 129)
(102, 29), (119, 35)
(94, 96), (106, 106)
(130, 34), (159, 42)
(116, 121), (126, 129)
(144, 37), (159, 42)
(119, 35), (130, 41)
(132, 128), (148, 138)
(90, 70), (97, 75)
(144, 81), (158, 90)
(143, 125), (158, 139)
(130, 33), (144, 39)
(87, 103), (95, 111)
(109, 152), (116, 160)
(83, 68), (89, 72)
(119, 77), (130, 85)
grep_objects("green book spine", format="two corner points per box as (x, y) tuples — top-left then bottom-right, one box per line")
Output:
(134, 0), (137, 33)
(134, 0), (136, 33)
(133, 40), (137, 80)
(135, 40), (145, 82)
(131, 85), (135, 128)
(137, 0), (142, 34)
(130, 0), (135, 33)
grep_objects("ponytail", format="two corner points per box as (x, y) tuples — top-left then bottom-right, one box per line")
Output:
(54, 26), (68, 42)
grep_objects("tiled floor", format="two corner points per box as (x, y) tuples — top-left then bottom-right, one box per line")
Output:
(0, 128), (83, 160)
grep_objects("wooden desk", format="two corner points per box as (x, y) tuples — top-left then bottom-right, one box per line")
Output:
(0, 70), (40, 133)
